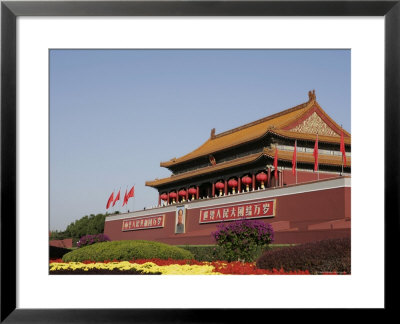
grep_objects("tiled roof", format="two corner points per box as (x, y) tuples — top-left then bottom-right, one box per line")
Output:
(279, 100), (351, 138)
(146, 148), (351, 188)
(160, 96), (350, 168)
(146, 152), (264, 187)
(160, 100), (314, 167)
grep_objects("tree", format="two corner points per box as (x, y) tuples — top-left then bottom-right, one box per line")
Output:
(55, 213), (107, 242)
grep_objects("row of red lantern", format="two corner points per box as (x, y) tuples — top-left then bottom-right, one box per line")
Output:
(160, 187), (198, 203)
(229, 172), (267, 190)
(160, 172), (268, 203)
(215, 172), (267, 195)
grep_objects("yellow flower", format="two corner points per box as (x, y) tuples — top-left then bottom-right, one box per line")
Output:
(49, 261), (224, 275)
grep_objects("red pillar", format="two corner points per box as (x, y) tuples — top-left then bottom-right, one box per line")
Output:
(224, 180), (228, 195)
(158, 194), (161, 206)
(212, 182), (215, 197)
(186, 188), (189, 201)
(168, 193), (170, 204)
(238, 177), (241, 193)
(252, 174), (255, 191)
(267, 167), (271, 188)
(196, 186), (199, 199)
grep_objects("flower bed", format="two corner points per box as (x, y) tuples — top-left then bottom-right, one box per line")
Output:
(50, 260), (217, 275)
(51, 268), (161, 275)
(50, 258), (347, 275)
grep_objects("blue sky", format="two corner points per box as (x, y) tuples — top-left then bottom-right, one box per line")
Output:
(50, 49), (350, 231)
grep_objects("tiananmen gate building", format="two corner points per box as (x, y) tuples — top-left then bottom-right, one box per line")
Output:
(104, 90), (351, 244)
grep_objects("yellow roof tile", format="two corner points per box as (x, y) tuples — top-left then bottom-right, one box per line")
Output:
(161, 100), (313, 167)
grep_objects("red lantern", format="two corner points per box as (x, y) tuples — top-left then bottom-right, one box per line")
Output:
(169, 192), (177, 203)
(256, 172), (268, 189)
(178, 189), (187, 202)
(228, 179), (238, 194)
(188, 187), (197, 200)
(241, 176), (252, 192)
(215, 181), (225, 196)
(160, 193), (168, 201)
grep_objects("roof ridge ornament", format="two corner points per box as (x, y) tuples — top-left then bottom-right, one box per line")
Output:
(210, 128), (216, 139)
(308, 89), (316, 102)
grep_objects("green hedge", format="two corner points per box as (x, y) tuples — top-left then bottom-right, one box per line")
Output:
(178, 244), (295, 262)
(62, 240), (194, 262)
(178, 245), (225, 262)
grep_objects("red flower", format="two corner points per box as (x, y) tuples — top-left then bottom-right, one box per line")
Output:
(49, 258), (339, 275)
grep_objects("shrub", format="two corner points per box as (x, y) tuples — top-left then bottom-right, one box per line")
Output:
(212, 219), (274, 262)
(178, 244), (291, 262)
(49, 246), (72, 259)
(62, 240), (194, 262)
(256, 237), (351, 274)
(178, 245), (227, 262)
(77, 233), (110, 248)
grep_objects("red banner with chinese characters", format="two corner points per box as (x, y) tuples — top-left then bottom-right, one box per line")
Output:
(122, 214), (165, 231)
(199, 199), (276, 224)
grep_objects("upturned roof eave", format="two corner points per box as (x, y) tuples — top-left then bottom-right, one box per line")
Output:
(159, 99), (315, 168)
(148, 152), (267, 188)
(160, 128), (350, 169)
(160, 98), (350, 168)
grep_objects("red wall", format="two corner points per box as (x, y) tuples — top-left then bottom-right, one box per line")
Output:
(104, 181), (351, 245)
(282, 169), (338, 186)
(49, 238), (73, 248)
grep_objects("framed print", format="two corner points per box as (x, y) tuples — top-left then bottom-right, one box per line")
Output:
(1, 0), (399, 322)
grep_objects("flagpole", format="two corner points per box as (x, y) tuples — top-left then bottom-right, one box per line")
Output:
(124, 186), (127, 213)
(116, 186), (121, 214)
(132, 183), (135, 212)
(274, 145), (278, 188)
(112, 187), (115, 215)
(341, 155), (344, 176)
(341, 124), (344, 176)
(317, 134), (319, 180)
(295, 140), (298, 184)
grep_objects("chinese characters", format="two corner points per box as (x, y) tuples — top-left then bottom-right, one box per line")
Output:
(199, 200), (275, 223)
(122, 215), (165, 231)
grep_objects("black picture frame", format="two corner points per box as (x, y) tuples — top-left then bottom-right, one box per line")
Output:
(1, 0), (398, 322)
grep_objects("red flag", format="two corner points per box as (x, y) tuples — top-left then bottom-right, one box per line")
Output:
(292, 140), (297, 176)
(106, 192), (114, 209)
(313, 135), (319, 171)
(127, 186), (135, 198)
(273, 147), (278, 179)
(340, 129), (347, 166)
(122, 190), (128, 207)
(112, 190), (120, 207)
